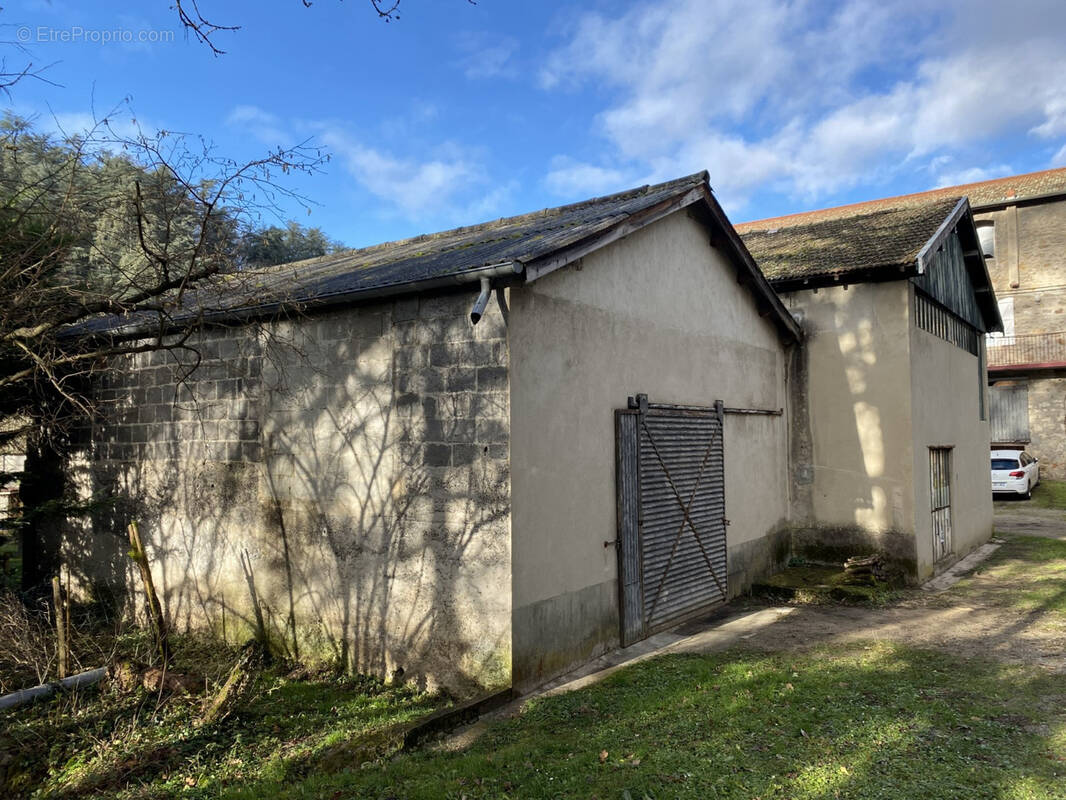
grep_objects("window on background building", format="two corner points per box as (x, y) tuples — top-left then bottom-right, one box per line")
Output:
(977, 221), (995, 259)
(988, 297), (1014, 347)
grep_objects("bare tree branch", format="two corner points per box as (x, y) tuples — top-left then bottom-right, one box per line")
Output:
(173, 0), (479, 52)
(171, 0), (241, 56)
(0, 108), (329, 439)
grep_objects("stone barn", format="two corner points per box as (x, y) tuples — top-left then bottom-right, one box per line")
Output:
(70, 172), (802, 692)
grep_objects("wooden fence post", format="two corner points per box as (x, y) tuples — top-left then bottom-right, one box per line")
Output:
(127, 522), (170, 664)
(52, 576), (68, 679)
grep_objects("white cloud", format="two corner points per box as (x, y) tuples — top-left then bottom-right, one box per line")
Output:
(27, 106), (148, 141)
(1032, 97), (1066, 140)
(544, 157), (630, 196)
(225, 105), (293, 148)
(933, 165), (1014, 188)
(454, 32), (519, 79)
(321, 128), (481, 216)
(319, 126), (510, 222)
(224, 105), (507, 223)
(541, 0), (1066, 210)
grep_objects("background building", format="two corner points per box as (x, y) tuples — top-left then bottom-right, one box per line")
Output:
(963, 170), (1066, 476)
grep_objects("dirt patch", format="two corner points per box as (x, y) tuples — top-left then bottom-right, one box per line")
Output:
(993, 502), (1066, 540)
(732, 532), (1066, 673)
(732, 599), (1066, 672)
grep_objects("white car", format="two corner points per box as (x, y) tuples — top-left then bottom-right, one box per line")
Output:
(991, 449), (1040, 499)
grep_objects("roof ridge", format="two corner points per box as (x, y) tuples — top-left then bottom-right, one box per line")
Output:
(258, 171), (710, 274)
(736, 193), (965, 232)
(737, 165), (1066, 231)
(932, 165), (1066, 199)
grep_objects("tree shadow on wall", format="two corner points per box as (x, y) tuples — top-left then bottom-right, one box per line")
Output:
(256, 309), (510, 692)
(76, 303), (512, 694)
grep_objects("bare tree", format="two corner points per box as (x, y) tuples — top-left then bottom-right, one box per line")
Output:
(173, 0), (474, 55)
(0, 109), (328, 593)
(0, 111), (327, 433)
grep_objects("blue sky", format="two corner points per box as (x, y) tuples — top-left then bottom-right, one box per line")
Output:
(5, 0), (1066, 247)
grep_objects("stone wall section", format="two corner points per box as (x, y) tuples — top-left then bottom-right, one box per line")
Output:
(75, 291), (511, 693)
(1024, 372), (1066, 478)
(979, 197), (1066, 477)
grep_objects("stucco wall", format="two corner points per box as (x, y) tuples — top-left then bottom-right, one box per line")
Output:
(73, 292), (511, 693)
(508, 209), (791, 689)
(908, 297), (994, 577)
(781, 282), (918, 570)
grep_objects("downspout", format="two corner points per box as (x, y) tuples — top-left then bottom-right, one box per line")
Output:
(470, 277), (492, 324)
(469, 264), (517, 326)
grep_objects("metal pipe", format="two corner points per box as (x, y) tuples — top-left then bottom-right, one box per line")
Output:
(470, 277), (492, 324)
(723, 407), (783, 416)
(0, 667), (108, 711)
(494, 286), (510, 327)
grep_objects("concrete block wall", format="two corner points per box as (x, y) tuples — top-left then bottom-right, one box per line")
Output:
(74, 290), (511, 693)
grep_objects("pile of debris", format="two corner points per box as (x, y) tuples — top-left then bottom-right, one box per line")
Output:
(842, 554), (890, 585)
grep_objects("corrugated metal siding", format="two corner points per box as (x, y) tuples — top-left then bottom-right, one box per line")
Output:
(912, 230), (986, 331)
(616, 401), (727, 644)
(989, 383), (1030, 443)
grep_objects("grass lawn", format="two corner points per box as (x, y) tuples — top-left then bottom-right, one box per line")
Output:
(1020, 478), (1066, 511)
(946, 534), (1066, 618)
(243, 642), (1065, 800)
(5, 537), (1066, 798)
(6, 645), (1063, 800)
(0, 636), (445, 799)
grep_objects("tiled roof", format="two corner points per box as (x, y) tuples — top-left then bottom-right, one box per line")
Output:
(231, 171), (713, 306)
(75, 173), (709, 333)
(738, 196), (963, 285)
(735, 166), (1066, 235)
(74, 173), (801, 340)
(951, 166), (1066, 207)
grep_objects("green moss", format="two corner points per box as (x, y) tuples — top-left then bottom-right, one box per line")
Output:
(788, 525), (919, 580)
(752, 564), (901, 605)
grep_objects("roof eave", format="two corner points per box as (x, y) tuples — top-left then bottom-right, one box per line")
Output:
(701, 187), (803, 342)
(916, 197), (969, 275)
(955, 203), (1003, 333)
(917, 197), (1002, 332)
(768, 261), (919, 293)
(70, 260), (526, 344)
(971, 188), (1066, 212)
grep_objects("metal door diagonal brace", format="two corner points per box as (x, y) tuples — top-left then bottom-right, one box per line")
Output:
(641, 418), (727, 625)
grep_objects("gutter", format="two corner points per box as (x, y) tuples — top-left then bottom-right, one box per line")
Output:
(75, 260), (525, 344)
